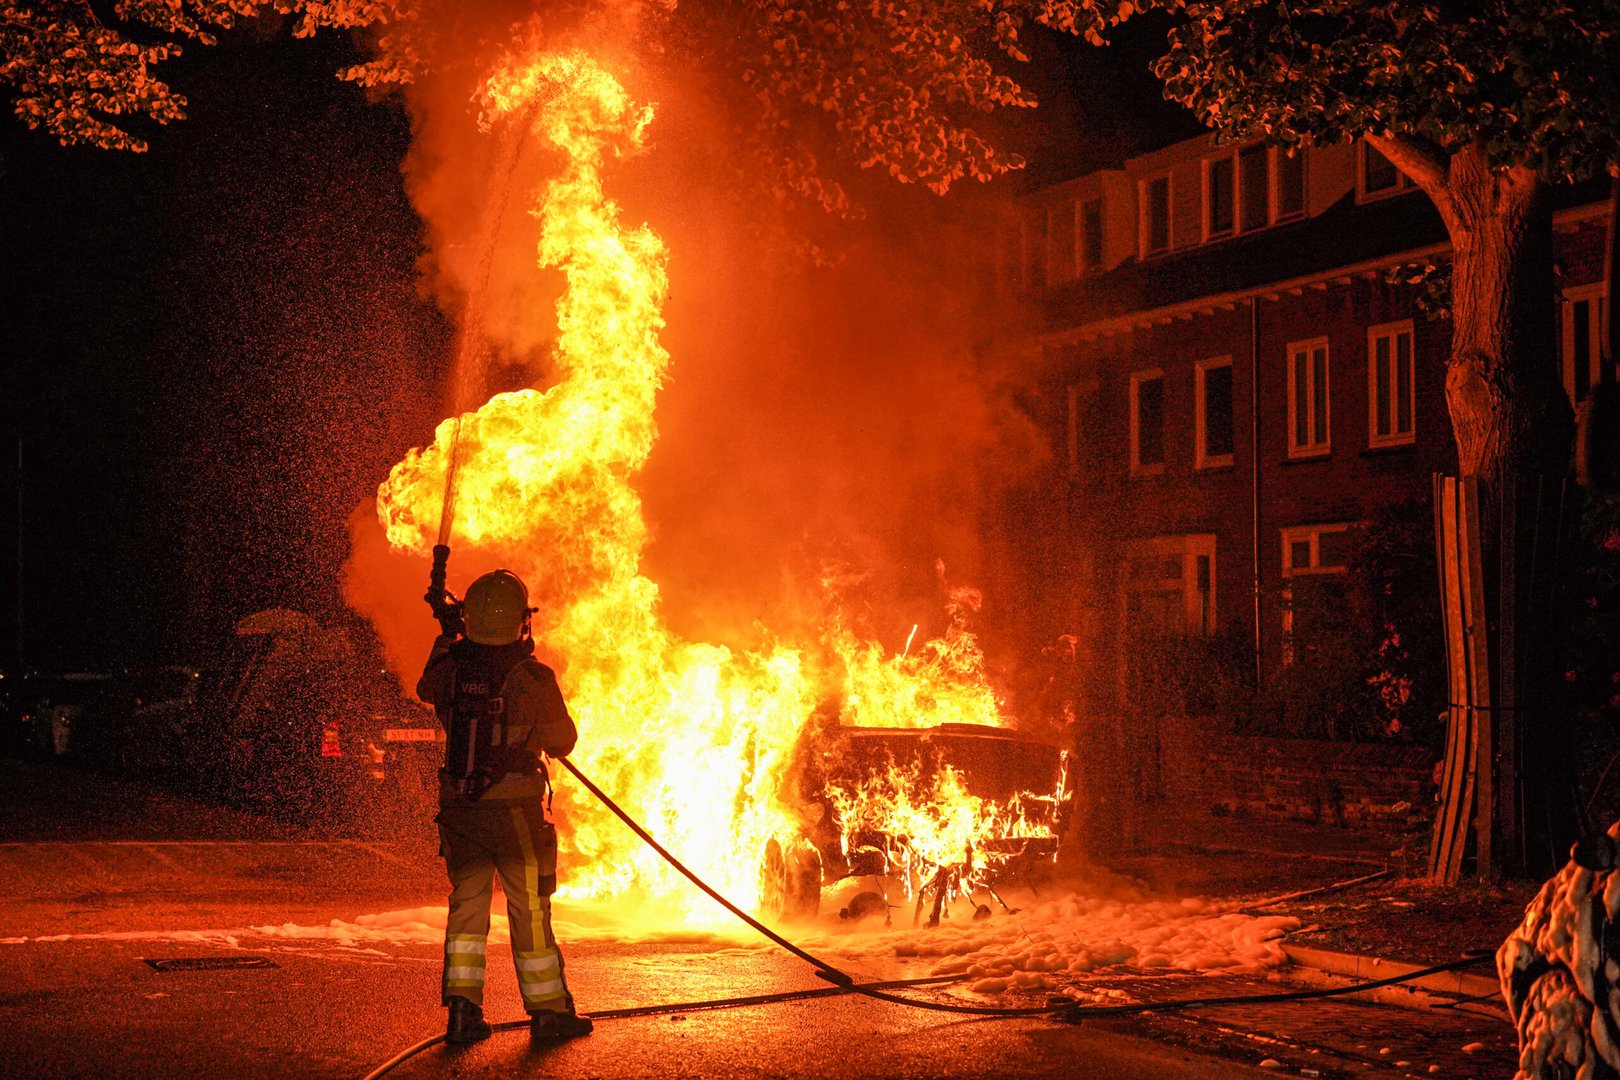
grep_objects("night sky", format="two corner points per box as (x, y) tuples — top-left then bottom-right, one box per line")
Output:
(0, 18), (1192, 676)
(2, 28), (447, 672)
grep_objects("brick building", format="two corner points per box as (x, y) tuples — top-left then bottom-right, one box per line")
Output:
(997, 132), (1611, 729)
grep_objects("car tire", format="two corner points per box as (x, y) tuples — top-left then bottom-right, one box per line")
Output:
(761, 836), (822, 922)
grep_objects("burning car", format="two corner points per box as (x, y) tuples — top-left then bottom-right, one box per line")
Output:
(360, 54), (1071, 920)
(762, 719), (1071, 926)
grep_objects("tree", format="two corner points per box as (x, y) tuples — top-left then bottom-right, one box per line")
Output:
(0, 2), (404, 152)
(1141, 1), (1620, 483)
(1, 0), (1035, 213)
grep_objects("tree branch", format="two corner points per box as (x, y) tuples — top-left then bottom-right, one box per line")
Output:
(1366, 131), (1456, 226)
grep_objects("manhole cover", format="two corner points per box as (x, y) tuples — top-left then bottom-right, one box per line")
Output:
(145, 957), (279, 972)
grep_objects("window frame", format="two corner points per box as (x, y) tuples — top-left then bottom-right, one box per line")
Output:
(1194, 355), (1236, 470)
(1139, 173), (1173, 259)
(1356, 140), (1415, 203)
(1562, 281), (1611, 405)
(1044, 201), (1075, 286)
(1129, 367), (1167, 477)
(1200, 144), (1308, 244)
(1281, 523), (1353, 578)
(1122, 533), (1218, 640)
(1077, 196), (1104, 274)
(1286, 337), (1332, 459)
(1202, 154), (1236, 242)
(1366, 319), (1417, 449)
(1271, 146), (1308, 223)
(1279, 523), (1353, 664)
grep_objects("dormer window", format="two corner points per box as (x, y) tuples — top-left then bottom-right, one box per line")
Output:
(1141, 175), (1172, 258)
(1358, 141), (1413, 201)
(1078, 197), (1104, 272)
(1275, 148), (1306, 220)
(1206, 156), (1235, 238)
(1203, 145), (1309, 242)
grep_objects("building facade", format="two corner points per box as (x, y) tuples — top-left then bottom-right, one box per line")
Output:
(999, 132), (1611, 723)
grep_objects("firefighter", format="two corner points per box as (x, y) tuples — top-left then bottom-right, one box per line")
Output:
(417, 568), (594, 1044)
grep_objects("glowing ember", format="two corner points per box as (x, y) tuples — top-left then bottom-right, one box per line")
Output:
(374, 49), (1063, 921)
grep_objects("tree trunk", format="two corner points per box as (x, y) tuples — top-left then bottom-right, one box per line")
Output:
(1443, 147), (1570, 482)
(1373, 136), (1580, 879)
(1441, 146), (1576, 878)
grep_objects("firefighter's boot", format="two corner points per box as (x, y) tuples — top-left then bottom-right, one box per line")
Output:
(530, 1008), (594, 1041)
(446, 996), (493, 1044)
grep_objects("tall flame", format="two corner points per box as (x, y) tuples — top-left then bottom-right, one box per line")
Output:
(375, 51), (1057, 921)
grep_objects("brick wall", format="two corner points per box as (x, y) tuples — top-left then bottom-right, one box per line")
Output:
(1158, 717), (1436, 829)
(1044, 213), (1606, 686)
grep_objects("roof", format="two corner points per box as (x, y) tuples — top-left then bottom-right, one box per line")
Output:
(1033, 179), (1608, 340)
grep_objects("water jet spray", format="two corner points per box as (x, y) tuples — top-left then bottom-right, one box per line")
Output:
(423, 112), (534, 620)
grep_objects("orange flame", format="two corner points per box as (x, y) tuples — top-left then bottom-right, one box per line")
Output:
(375, 50), (1061, 922)
(832, 763), (1055, 869)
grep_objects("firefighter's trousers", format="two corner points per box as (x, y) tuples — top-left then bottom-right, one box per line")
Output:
(437, 796), (572, 1014)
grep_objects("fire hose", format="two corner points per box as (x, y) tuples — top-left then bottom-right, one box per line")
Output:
(360, 752), (1498, 1079)
(383, 441), (1498, 1078)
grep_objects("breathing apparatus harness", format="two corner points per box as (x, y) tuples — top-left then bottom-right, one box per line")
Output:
(426, 544), (546, 803)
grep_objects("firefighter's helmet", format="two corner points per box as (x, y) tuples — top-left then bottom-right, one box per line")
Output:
(463, 570), (531, 645)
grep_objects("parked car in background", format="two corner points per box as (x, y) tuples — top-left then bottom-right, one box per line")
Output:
(192, 609), (439, 825)
(109, 665), (203, 778)
(10, 671), (118, 762)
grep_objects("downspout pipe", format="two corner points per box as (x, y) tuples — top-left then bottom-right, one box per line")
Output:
(1251, 297), (1263, 688)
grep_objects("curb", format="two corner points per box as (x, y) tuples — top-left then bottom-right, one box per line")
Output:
(1283, 944), (1508, 1019)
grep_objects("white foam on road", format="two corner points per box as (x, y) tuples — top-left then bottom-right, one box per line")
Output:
(1, 890), (1298, 995)
(0, 928), (244, 947)
(803, 892), (1298, 994)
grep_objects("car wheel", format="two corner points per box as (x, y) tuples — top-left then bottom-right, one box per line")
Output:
(761, 836), (822, 922)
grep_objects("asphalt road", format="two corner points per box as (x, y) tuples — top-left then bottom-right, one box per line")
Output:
(0, 758), (1511, 1079)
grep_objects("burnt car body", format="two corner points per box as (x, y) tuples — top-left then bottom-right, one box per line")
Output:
(762, 721), (1070, 923)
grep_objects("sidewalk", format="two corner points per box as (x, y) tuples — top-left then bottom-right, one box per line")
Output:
(1079, 801), (1531, 1076)
(1091, 800), (1536, 967)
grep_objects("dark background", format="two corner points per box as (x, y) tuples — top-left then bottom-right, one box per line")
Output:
(0, 18), (1196, 675)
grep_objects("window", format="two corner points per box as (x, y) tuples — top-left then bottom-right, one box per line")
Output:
(1046, 202), (1074, 285)
(1238, 146), (1269, 233)
(1078, 198), (1104, 272)
(1563, 282), (1611, 405)
(1358, 140), (1413, 201)
(1205, 156), (1235, 238)
(1202, 145), (1308, 242)
(1130, 369), (1166, 475)
(1281, 524), (1353, 577)
(1195, 357), (1235, 469)
(1274, 148), (1306, 220)
(1279, 524), (1353, 665)
(1287, 338), (1331, 457)
(1141, 174), (1171, 257)
(1123, 534), (1217, 640)
(1024, 210), (1046, 286)
(1368, 321), (1416, 447)
(999, 219), (1028, 294)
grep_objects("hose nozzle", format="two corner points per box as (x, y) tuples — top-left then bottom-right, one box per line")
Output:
(426, 544), (464, 636)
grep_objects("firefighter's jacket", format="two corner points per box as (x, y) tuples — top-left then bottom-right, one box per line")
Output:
(417, 635), (577, 804)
